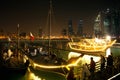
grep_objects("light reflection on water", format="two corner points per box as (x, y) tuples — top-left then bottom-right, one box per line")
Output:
(6, 67), (67, 80)
(25, 67), (67, 80)
(0, 67), (67, 80)
(24, 67), (45, 80)
(27, 72), (45, 80)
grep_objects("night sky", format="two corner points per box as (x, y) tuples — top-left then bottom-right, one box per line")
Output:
(0, 0), (119, 36)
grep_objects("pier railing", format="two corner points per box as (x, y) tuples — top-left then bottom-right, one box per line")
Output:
(108, 73), (120, 80)
(74, 61), (101, 79)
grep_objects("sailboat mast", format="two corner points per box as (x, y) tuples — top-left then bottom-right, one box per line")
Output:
(17, 24), (20, 49)
(48, 0), (52, 54)
(17, 24), (20, 59)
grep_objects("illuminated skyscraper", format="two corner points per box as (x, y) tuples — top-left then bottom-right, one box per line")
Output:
(103, 9), (113, 36)
(94, 12), (102, 37)
(112, 10), (120, 37)
(103, 8), (120, 37)
(94, 8), (120, 38)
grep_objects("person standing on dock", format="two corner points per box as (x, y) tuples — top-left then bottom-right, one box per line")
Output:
(106, 54), (114, 75)
(90, 57), (96, 73)
(107, 54), (113, 67)
(100, 55), (106, 71)
(89, 57), (96, 80)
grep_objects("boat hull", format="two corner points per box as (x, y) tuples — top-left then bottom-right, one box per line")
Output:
(68, 39), (116, 56)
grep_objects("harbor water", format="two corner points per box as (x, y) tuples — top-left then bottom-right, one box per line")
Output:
(0, 66), (67, 80)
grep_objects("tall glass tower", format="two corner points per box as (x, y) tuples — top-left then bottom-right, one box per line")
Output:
(103, 9), (113, 36)
(94, 12), (102, 37)
(68, 19), (74, 37)
(113, 10), (120, 37)
(103, 8), (120, 37)
(77, 20), (83, 37)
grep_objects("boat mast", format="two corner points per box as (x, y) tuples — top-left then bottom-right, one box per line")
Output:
(48, 0), (52, 55)
(17, 24), (20, 49)
(17, 24), (20, 60)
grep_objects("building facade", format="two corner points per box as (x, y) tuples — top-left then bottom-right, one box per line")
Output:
(77, 20), (83, 37)
(68, 19), (74, 37)
(94, 8), (120, 38)
(103, 8), (120, 37)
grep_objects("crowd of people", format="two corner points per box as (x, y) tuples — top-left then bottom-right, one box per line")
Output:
(67, 53), (120, 80)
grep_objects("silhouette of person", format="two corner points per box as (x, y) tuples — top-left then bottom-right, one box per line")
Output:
(107, 55), (113, 67)
(106, 54), (114, 75)
(100, 55), (106, 71)
(89, 57), (96, 80)
(90, 57), (96, 73)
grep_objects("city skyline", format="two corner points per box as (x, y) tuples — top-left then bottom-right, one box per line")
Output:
(0, 0), (119, 36)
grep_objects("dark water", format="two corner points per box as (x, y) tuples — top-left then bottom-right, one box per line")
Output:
(0, 67), (67, 80)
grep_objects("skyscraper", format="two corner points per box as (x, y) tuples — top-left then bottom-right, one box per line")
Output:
(38, 27), (43, 38)
(94, 12), (102, 37)
(77, 20), (83, 37)
(94, 8), (120, 38)
(68, 19), (74, 37)
(112, 9), (120, 37)
(103, 8), (120, 37)
(103, 9), (113, 36)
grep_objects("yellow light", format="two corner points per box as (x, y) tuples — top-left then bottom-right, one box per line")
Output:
(68, 52), (81, 59)
(106, 35), (111, 41)
(106, 48), (111, 57)
(81, 55), (100, 64)
(66, 66), (70, 71)
(33, 58), (82, 69)
(29, 52), (83, 70)
(27, 69), (42, 80)
(68, 52), (101, 65)
(95, 38), (99, 43)
(34, 63), (66, 69)
(68, 38), (116, 53)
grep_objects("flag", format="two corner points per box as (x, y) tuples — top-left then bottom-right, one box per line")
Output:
(30, 32), (35, 41)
